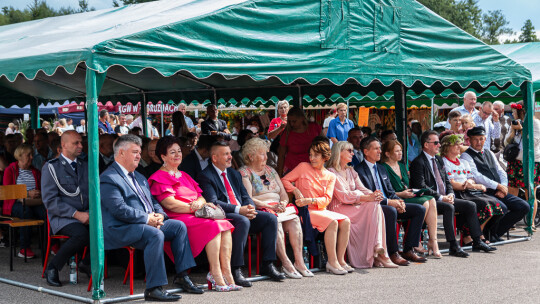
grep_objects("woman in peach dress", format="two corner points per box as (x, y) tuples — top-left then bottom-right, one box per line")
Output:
(281, 140), (351, 275)
(326, 142), (397, 269)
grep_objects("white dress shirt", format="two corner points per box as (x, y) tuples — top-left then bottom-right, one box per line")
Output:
(460, 148), (508, 189)
(194, 148), (209, 170)
(212, 164), (241, 213)
(423, 151), (444, 201)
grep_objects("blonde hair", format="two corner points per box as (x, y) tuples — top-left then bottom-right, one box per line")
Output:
(14, 143), (33, 161)
(326, 141), (353, 171)
(242, 138), (269, 166)
(58, 119), (67, 127)
(461, 114), (475, 128)
(336, 103), (347, 111)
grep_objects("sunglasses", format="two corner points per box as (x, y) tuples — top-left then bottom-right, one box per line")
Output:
(346, 148), (354, 153)
(260, 175), (270, 186)
(428, 141), (440, 145)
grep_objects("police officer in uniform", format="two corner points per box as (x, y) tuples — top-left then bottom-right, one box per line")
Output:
(41, 130), (90, 287)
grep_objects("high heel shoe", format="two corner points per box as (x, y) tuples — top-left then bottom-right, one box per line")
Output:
(223, 276), (243, 291)
(282, 266), (302, 279)
(374, 256), (398, 268)
(294, 264), (314, 277)
(206, 273), (230, 292)
(428, 240), (442, 259)
(340, 263), (354, 273)
(325, 263), (347, 275)
(374, 246), (385, 258)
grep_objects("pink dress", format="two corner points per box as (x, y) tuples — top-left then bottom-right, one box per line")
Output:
(149, 170), (234, 257)
(327, 167), (387, 269)
(281, 162), (347, 231)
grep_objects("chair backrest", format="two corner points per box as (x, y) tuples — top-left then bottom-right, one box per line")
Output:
(0, 184), (27, 201)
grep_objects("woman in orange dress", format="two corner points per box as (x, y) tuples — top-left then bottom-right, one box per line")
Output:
(281, 140), (351, 275)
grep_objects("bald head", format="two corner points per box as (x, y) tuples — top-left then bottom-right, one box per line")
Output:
(61, 130), (82, 160)
(463, 91), (477, 111)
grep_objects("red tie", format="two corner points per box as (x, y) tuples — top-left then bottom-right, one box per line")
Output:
(221, 172), (238, 205)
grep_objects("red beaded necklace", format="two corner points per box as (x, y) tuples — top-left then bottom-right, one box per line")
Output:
(444, 156), (460, 166)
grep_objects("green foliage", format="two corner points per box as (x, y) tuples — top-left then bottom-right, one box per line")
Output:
(113, 0), (157, 7)
(481, 10), (513, 45)
(0, 0), (94, 26)
(519, 19), (539, 43)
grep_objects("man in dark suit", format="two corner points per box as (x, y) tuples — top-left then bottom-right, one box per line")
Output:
(197, 141), (284, 286)
(201, 105), (232, 141)
(410, 130), (495, 256)
(355, 137), (426, 265)
(98, 134), (115, 174)
(179, 135), (215, 179)
(41, 131), (90, 287)
(460, 126), (530, 242)
(347, 127), (363, 166)
(100, 134), (202, 302)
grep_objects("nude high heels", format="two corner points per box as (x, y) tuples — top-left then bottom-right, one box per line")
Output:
(325, 263), (347, 275)
(428, 239), (442, 259)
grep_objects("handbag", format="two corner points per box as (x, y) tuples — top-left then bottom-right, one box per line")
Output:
(503, 135), (521, 162)
(194, 204), (226, 220)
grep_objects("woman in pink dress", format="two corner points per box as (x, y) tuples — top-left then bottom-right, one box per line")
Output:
(277, 106), (322, 176)
(149, 136), (238, 292)
(281, 140), (351, 275)
(326, 142), (397, 269)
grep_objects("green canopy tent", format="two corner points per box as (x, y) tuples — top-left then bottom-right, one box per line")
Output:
(0, 0), (535, 300)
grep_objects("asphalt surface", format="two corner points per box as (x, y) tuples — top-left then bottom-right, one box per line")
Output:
(0, 224), (538, 304)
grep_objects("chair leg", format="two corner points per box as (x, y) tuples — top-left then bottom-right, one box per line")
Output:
(41, 233), (52, 278)
(10, 227), (14, 271)
(247, 235), (252, 277)
(87, 276), (92, 292)
(256, 233), (261, 275)
(129, 249), (134, 295)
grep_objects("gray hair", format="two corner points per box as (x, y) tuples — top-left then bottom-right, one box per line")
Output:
(242, 138), (269, 166)
(464, 91), (476, 99)
(118, 114), (126, 118)
(493, 100), (505, 108)
(326, 141), (353, 171)
(113, 134), (142, 156)
(126, 114), (134, 120)
(277, 100), (289, 109)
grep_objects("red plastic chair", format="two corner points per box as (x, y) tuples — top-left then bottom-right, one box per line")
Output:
(87, 246), (134, 295)
(247, 232), (262, 277)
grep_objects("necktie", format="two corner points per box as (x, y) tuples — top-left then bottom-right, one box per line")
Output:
(373, 165), (387, 198)
(221, 172), (238, 205)
(128, 172), (154, 213)
(431, 158), (446, 195)
(70, 161), (77, 175)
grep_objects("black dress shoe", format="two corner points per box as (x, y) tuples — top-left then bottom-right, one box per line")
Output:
(449, 246), (469, 258)
(472, 240), (497, 252)
(78, 263), (91, 279)
(45, 268), (62, 287)
(261, 263), (286, 281)
(232, 268), (252, 287)
(144, 286), (181, 302)
(490, 234), (504, 243)
(173, 275), (204, 294)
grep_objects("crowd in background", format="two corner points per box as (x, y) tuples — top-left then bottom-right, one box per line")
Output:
(0, 91), (537, 299)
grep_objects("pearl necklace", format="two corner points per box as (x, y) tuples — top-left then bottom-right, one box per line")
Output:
(162, 165), (182, 178)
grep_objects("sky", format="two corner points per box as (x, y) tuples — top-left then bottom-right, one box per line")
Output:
(1, 0), (539, 35)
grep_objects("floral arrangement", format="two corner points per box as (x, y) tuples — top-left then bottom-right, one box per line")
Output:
(441, 134), (464, 146)
(511, 103), (523, 110)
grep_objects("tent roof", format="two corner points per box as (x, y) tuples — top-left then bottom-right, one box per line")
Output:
(0, 0), (532, 107)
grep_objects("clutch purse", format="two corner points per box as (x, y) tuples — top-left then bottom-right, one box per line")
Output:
(194, 204), (226, 219)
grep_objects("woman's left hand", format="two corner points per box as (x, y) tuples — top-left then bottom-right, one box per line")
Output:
(295, 198), (310, 207)
(190, 199), (205, 211)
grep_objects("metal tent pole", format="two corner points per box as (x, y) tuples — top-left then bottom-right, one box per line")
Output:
(160, 101), (164, 137)
(85, 69), (106, 300)
(430, 97), (434, 129)
(30, 97), (40, 129)
(394, 82), (408, 162)
(141, 93), (148, 138)
(521, 81), (535, 235)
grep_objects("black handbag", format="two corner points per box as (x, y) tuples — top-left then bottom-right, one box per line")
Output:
(503, 136), (521, 162)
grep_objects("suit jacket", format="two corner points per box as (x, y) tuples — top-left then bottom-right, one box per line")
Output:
(350, 154), (362, 167)
(197, 164), (254, 214)
(99, 153), (114, 174)
(179, 149), (205, 180)
(41, 156), (89, 234)
(354, 160), (399, 205)
(100, 162), (168, 250)
(201, 118), (232, 140)
(409, 152), (453, 200)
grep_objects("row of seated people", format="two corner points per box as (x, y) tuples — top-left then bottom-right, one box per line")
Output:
(4, 125), (530, 302)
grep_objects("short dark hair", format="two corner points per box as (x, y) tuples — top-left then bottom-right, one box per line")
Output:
(99, 109), (109, 118)
(360, 136), (380, 153)
(348, 127), (362, 138)
(448, 111), (462, 120)
(196, 135), (216, 151)
(155, 136), (182, 163)
(237, 129), (255, 147)
(380, 130), (396, 141)
(50, 137), (62, 156)
(361, 127), (372, 135)
(210, 141), (230, 156)
(309, 140), (331, 161)
(420, 130), (439, 147)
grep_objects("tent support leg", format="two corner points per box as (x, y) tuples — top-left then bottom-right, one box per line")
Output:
(85, 69), (107, 300)
(521, 81), (535, 235)
(30, 98), (40, 129)
(394, 82), (408, 163)
(142, 93), (148, 138)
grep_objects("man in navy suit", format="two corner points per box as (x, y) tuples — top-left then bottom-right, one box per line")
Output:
(347, 127), (364, 166)
(41, 130), (90, 287)
(197, 141), (285, 287)
(201, 105), (232, 141)
(100, 135), (202, 302)
(355, 137), (426, 265)
(179, 135), (215, 179)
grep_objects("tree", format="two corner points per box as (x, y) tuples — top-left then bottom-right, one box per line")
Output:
(113, 0), (157, 7)
(418, 0), (483, 39)
(518, 19), (539, 43)
(481, 10), (513, 45)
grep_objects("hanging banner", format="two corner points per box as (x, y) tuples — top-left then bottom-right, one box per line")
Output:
(118, 102), (178, 115)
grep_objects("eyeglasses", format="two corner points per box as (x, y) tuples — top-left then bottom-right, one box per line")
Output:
(260, 175), (270, 186)
(345, 148), (354, 153)
(427, 141), (440, 145)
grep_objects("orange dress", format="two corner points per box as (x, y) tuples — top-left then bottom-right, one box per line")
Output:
(281, 162), (348, 231)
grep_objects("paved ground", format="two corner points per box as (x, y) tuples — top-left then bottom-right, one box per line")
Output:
(0, 224), (538, 304)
